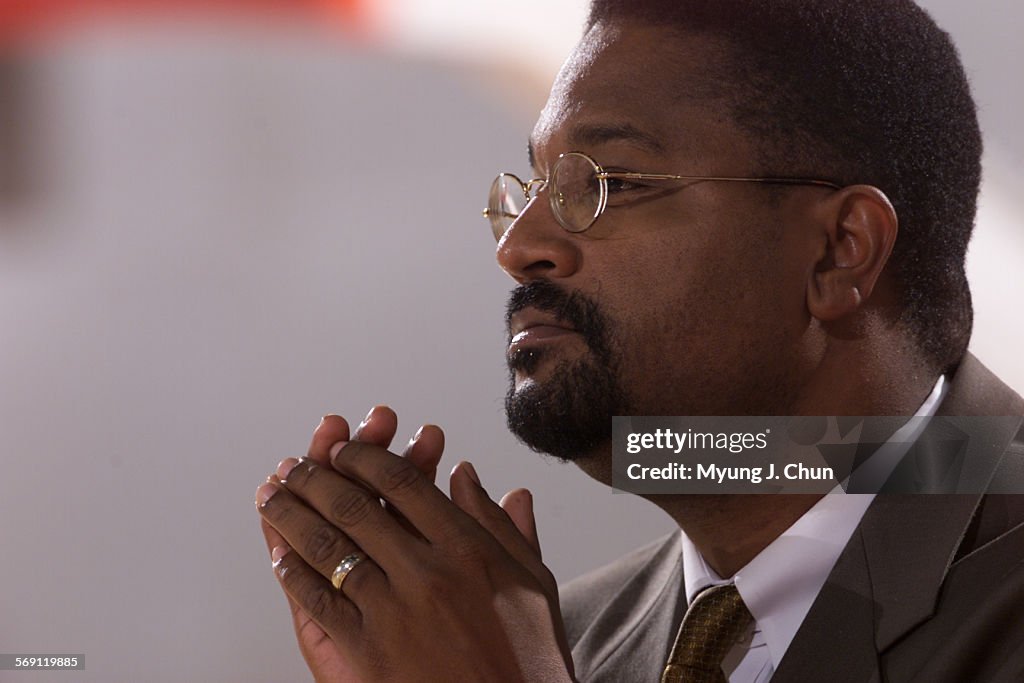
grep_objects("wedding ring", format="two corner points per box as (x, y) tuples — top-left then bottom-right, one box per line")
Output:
(331, 553), (366, 590)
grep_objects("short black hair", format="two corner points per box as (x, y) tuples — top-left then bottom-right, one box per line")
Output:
(588, 0), (981, 372)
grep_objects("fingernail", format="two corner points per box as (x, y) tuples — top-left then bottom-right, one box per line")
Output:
(256, 482), (279, 507)
(411, 426), (424, 445)
(271, 545), (289, 564)
(357, 406), (377, 431)
(316, 416), (326, 431)
(276, 458), (299, 481)
(272, 545), (290, 577)
(329, 441), (348, 462)
(462, 462), (482, 486)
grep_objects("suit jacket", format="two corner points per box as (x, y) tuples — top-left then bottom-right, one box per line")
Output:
(560, 354), (1024, 682)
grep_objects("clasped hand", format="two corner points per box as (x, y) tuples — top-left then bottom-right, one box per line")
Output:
(256, 407), (575, 682)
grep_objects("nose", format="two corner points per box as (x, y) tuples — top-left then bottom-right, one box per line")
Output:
(496, 194), (581, 283)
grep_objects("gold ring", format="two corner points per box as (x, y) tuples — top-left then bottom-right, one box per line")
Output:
(331, 553), (366, 590)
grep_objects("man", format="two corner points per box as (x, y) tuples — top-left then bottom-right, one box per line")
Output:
(256, 0), (1024, 680)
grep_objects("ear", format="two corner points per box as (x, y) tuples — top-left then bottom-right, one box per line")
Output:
(807, 185), (898, 322)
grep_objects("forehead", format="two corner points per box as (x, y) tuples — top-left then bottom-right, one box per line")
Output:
(531, 21), (751, 168)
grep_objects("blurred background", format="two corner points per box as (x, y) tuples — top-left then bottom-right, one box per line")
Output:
(1, 1), (1020, 680)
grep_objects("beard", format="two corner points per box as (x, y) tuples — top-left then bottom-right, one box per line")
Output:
(504, 281), (631, 462)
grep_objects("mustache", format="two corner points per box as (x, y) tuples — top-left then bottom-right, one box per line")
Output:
(505, 281), (612, 360)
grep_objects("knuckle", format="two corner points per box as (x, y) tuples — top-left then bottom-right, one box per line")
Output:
(441, 534), (486, 563)
(484, 502), (514, 528)
(336, 439), (371, 466)
(284, 459), (316, 487)
(305, 584), (333, 623)
(329, 490), (377, 528)
(340, 560), (374, 593)
(357, 639), (393, 680)
(304, 526), (342, 566)
(421, 568), (459, 602)
(378, 459), (424, 497)
(264, 495), (292, 523)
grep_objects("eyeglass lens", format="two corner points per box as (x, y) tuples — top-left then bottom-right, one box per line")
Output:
(487, 173), (528, 240)
(551, 153), (603, 233)
(487, 154), (605, 240)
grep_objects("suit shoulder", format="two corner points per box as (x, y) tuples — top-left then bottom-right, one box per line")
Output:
(559, 533), (679, 647)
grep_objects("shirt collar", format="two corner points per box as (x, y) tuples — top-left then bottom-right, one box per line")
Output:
(679, 374), (947, 670)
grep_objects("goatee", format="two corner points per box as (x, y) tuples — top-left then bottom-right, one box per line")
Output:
(504, 281), (629, 461)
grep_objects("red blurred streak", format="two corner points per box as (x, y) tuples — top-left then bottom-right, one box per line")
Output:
(0, 0), (373, 45)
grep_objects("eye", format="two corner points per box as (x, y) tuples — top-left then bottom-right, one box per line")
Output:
(605, 177), (643, 194)
(603, 172), (668, 206)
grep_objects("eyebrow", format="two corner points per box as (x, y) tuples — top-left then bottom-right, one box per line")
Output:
(528, 122), (667, 172)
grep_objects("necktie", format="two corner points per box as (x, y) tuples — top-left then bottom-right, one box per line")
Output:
(661, 583), (753, 683)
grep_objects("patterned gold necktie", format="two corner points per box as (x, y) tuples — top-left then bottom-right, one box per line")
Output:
(661, 583), (753, 683)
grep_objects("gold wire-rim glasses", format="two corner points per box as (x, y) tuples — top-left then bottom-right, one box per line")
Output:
(483, 151), (842, 240)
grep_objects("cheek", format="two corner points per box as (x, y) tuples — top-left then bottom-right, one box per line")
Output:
(602, 233), (743, 332)
(594, 244), (723, 371)
(593, 236), (804, 412)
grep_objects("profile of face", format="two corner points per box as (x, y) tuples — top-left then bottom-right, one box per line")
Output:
(500, 21), (830, 472)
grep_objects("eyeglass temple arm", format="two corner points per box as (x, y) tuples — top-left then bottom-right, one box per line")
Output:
(602, 171), (842, 190)
(482, 208), (519, 218)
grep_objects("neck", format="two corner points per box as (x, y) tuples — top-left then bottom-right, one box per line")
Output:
(654, 331), (941, 577)
(570, 326), (944, 578)
(656, 494), (823, 577)
(787, 309), (941, 409)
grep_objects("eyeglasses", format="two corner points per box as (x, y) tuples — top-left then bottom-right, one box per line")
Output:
(483, 151), (842, 240)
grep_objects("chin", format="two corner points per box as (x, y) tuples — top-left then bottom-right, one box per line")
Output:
(505, 354), (627, 464)
(567, 443), (617, 485)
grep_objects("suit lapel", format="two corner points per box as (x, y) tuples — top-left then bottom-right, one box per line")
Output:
(774, 354), (1023, 682)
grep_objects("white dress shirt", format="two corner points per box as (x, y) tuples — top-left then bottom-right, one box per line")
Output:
(678, 376), (948, 682)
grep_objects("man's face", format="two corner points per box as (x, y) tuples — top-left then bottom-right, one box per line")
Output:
(501, 22), (821, 471)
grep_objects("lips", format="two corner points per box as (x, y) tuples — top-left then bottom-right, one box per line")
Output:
(508, 312), (578, 355)
(511, 324), (576, 343)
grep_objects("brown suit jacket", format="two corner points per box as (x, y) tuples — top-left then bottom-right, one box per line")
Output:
(560, 354), (1024, 682)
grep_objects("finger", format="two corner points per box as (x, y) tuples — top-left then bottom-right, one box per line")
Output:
(257, 479), (391, 603)
(499, 488), (541, 558)
(258, 478), (361, 579)
(268, 545), (363, 646)
(308, 406), (397, 483)
(452, 464), (573, 667)
(329, 440), (480, 546)
(310, 407), (395, 483)
(387, 424), (445, 536)
(273, 457), (428, 574)
(261, 495), (372, 682)
(400, 424), (444, 484)
(261, 518), (332, 647)
(316, 414), (441, 539)
(447, 463), (571, 663)
(450, 463), (541, 563)
(449, 462), (556, 593)
(308, 415), (351, 466)
(351, 405), (398, 448)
